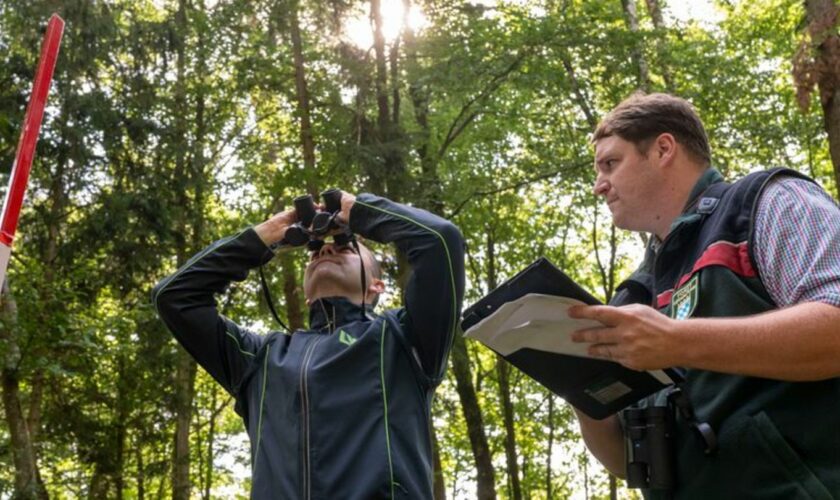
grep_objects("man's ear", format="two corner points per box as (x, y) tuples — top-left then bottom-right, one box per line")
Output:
(368, 278), (385, 295)
(365, 278), (385, 305)
(654, 133), (677, 165)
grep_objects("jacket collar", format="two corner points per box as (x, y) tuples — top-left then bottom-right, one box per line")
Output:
(678, 168), (724, 219)
(308, 296), (371, 332)
(651, 168), (724, 253)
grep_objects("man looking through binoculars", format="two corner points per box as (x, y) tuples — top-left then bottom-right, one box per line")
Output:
(153, 190), (465, 499)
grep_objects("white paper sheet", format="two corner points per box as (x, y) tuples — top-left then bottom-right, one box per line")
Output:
(463, 293), (603, 357)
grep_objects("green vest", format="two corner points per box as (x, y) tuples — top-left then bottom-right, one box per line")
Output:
(615, 169), (840, 500)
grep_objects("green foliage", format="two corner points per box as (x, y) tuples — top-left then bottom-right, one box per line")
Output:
(0, 0), (836, 497)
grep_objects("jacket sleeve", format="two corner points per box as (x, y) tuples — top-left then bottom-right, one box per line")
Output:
(151, 228), (274, 394)
(350, 193), (466, 382)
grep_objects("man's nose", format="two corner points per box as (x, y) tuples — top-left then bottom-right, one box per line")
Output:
(593, 175), (609, 197)
(318, 243), (336, 257)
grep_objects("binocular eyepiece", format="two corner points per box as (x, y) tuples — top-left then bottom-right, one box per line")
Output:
(284, 188), (352, 251)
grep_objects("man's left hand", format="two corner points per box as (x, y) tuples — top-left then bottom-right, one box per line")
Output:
(569, 304), (681, 371)
(337, 191), (356, 226)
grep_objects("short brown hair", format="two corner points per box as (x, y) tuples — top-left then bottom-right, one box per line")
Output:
(355, 240), (383, 307)
(592, 93), (711, 166)
(355, 239), (381, 280)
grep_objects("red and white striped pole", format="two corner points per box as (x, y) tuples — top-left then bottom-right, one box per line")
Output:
(0, 14), (64, 291)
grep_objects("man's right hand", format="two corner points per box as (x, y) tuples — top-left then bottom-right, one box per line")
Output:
(254, 208), (297, 246)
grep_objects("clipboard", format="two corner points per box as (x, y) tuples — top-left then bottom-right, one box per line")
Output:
(462, 258), (682, 419)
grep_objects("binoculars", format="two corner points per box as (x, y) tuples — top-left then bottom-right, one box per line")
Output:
(624, 405), (676, 491)
(623, 385), (717, 492)
(284, 188), (352, 251)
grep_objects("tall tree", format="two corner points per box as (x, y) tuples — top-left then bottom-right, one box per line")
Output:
(644, 0), (675, 92)
(1, 284), (45, 499)
(487, 224), (522, 500)
(170, 1), (198, 497)
(794, 0), (840, 191)
(621, 0), (651, 91)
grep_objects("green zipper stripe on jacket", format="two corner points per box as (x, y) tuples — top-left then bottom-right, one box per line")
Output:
(253, 344), (270, 471)
(380, 321), (396, 497)
(355, 200), (459, 339)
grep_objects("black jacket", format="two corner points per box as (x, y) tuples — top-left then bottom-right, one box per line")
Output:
(152, 194), (465, 499)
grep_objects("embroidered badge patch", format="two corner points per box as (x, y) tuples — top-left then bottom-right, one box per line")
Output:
(338, 329), (357, 347)
(671, 274), (699, 320)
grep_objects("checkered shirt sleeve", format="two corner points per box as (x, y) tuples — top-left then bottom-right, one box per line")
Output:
(753, 176), (840, 308)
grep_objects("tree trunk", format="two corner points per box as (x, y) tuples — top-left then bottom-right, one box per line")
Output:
(89, 464), (110, 499)
(171, 1), (192, 497)
(25, 373), (44, 450)
(203, 387), (217, 500)
(621, 0), (651, 91)
(400, 11), (448, 497)
(804, 0), (840, 190)
(281, 253), (305, 330)
(592, 205), (619, 302)
(172, 351), (197, 500)
(561, 54), (597, 128)
(4, 50), (76, 500)
(1, 283), (46, 500)
(826, 82), (840, 192)
(370, 0), (408, 199)
(288, 0), (318, 195)
(450, 335), (497, 499)
(403, 0), (443, 213)
(26, 373), (48, 498)
(371, 0), (391, 137)
(497, 359), (522, 500)
(432, 426), (446, 500)
(2, 367), (41, 500)
(607, 223), (617, 302)
(171, 0), (211, 494)
(644, 0), (675, 92)
(136, 440), (145, 500)
(266, 2), (310, 330)
(487, 229), (521, 500)
(545, 395), (554, 499)
(115, 358), (128, 500)
(390, 30), (402, 128)
(156, 455), (169, 499)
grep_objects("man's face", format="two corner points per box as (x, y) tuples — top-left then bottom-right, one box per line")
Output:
(303, 242), (377, 303)
(593, 135), (662, 233)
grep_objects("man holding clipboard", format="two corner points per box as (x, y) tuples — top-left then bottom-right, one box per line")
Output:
(568, 93), (840, 498)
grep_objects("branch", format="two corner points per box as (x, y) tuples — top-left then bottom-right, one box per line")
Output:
(447, 160), (590, 218)
(437, 50), (531, 160)
(561, 54), (597, 128)
(465, 248), (484, 295)
(206, 109), (277, 172)
(607, 222), (617, 302)
(591, 203), (609, 301)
